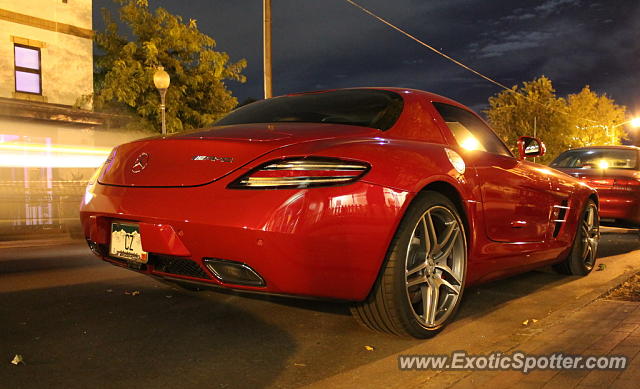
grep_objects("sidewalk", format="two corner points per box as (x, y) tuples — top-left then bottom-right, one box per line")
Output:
(438, 298), (640, 389)
(302, 233), (640, 389)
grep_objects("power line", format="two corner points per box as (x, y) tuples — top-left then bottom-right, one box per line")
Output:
(343, 0), (581, 120)
(344, 0), (513, 92)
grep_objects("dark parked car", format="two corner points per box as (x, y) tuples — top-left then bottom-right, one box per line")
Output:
(550, 145), (640, 228)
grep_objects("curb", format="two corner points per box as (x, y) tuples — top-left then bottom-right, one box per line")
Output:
(0, 237), (82, 249)
(600, 227), (639, 235)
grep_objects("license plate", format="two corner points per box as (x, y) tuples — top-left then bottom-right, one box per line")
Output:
(109, 222), (148, 264)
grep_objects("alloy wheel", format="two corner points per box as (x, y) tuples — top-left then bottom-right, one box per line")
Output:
(581, 203), (599, 271)
(405, 206), (466, 328)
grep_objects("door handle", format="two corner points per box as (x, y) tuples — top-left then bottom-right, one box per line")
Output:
(510, 220), (527, 228)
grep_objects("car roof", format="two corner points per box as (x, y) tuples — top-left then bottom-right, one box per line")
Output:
(285, 87), (469, 109)
(564, 145), (640, 152)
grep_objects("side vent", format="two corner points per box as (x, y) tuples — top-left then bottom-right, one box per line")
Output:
(552, 200), (570, 237)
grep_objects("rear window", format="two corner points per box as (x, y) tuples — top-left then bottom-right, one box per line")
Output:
(216, 89), (403, 131)
(550, 148), (639, 169)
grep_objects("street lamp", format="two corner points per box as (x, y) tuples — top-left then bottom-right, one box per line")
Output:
(153, 66), (171, 135)
(607, 117), (640, 145)
(613, 117), (640, 129)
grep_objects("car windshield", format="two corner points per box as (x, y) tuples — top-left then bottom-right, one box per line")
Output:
(550, 148), (638, 170)
(215, 89), (404, 131)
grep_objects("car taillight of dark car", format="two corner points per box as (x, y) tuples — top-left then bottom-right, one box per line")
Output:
(581, 177), (640, 191)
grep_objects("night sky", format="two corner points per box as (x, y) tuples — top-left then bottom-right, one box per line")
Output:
(92, 0), (640, 115)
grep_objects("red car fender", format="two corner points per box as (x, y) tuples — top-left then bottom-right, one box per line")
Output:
(551, 173), (599, 247)
(243, 137), (481, 281)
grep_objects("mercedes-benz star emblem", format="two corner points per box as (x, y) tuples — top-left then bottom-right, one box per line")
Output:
(131, 153), (149, 173)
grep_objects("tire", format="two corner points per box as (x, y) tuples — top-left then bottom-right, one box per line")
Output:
(553, 199), (599, 276)
(350, 191), (467, 338)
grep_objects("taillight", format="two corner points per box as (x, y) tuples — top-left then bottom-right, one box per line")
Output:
(582, 178), (614, 188)
(612, 178), (640, 191)
(229, 157), (370, 189)
(581, 176), (640, 191)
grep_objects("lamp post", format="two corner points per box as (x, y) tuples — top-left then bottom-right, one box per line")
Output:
(609, 117), (640, 145)
(153, 66), (171, 135)
(628, 117), (640, 145)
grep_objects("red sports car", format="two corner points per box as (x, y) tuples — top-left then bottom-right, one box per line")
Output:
(81, 88), (599, 338)
(550, 145), (640, 229)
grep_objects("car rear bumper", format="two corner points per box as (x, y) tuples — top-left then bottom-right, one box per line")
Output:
(80, 181), (411, 301)
(597, 190), (640, 227)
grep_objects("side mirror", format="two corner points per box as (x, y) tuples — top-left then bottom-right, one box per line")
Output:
(517, 136), (546, 160)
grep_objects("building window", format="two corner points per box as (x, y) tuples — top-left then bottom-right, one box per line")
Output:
(14, 44), (42, 95)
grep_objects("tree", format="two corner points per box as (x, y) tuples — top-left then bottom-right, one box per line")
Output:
(486, 76), (567, 160)
(485, 76), (627, 162)
(91, 0), (247, 133)
(565, 86), (626, 147)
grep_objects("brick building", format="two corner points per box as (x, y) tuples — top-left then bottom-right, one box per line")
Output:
(0, 0), (142, 240)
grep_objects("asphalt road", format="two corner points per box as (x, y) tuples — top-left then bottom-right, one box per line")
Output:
(1, 230), (639, 389)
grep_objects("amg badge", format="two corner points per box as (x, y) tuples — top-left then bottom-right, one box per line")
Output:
(192, 155), (234, 163)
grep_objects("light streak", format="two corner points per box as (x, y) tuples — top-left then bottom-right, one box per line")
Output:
(0, 142), (111, 168)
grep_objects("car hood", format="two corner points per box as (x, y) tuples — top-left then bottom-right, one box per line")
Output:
(98, 123), (378, 187)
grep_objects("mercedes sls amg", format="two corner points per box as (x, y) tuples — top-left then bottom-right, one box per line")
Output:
(81, 88), (599, 338)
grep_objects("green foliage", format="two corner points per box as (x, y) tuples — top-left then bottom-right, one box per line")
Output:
(92, 0), (247, 133)
(486, 76), (626, 162)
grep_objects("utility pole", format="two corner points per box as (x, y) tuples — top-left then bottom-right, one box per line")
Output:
(611, 126), (616, 145)
(533, 116), (537, 163)
(263, 0), (272, 99)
